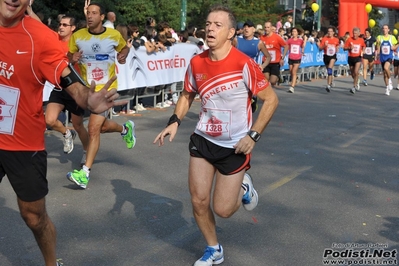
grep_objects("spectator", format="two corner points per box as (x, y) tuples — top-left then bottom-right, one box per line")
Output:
(187, 25), (200, 44)
(276, 18), (283, 32)
(103, 11), (116, 29)
(283, 15), (292, 31)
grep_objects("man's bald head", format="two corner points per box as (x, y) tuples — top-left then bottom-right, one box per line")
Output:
(107, 12), (116, 22)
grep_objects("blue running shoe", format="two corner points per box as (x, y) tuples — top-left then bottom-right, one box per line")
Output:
(194, 245), (224, 266)
(242, 173), (259, 211)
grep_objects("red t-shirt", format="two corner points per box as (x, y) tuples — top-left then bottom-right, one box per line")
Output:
(260, 33), (287, 63)
(0, 16), (68, 151)
(320, 37), (340, 56)
(287, 38), (304, 60)
(345, 37), (365, 57)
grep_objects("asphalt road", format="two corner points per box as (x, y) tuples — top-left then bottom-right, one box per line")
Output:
(1, 74), (399, 266)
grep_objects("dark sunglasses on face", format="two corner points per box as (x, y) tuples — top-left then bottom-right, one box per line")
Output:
(59, 23), (72, 27)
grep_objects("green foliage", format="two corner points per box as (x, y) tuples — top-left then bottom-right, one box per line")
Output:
(31, 0), (283, 31)
(368, 8), (384, 36)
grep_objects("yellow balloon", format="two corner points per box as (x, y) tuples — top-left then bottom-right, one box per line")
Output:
(395, 22), (399, 29)
(365, 4), (372, 14)
(368, 19), (376, 28)
(394, 29), (398, 35)
(311, 3), (319, 12)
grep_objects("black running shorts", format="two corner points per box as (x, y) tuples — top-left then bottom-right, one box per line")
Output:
(394, 59), (399, 67)
(262, 63), (281, 77)
(188, 133), (251, 175)
(48, 88), (85, 116)
(323, 54), (337, 66)
(348, 56), (362, 67)
(0, 150), (48, 202)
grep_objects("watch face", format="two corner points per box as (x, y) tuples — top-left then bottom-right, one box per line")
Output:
(249, 131), (261, 142)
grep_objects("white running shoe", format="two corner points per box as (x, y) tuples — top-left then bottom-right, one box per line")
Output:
(155, 102), (170, 108)
(194, 245), (224, 266)
(326, 85), (331, 93)
(288, 86), (295, 93)
(134, 103), (146, 111)
(63, 130), (76, 154)
(385, 88), (390, 96)
(350, 87), (356, 94)
(242, 173), (259, 211)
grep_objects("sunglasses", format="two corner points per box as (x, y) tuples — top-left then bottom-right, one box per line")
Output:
(59, 23), (72, 27)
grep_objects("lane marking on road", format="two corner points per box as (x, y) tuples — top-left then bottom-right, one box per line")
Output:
(264, 166), (313, 194)
(340, 130), (370, 148)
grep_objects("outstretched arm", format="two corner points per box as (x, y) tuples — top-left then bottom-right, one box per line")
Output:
(153, 90), (196, 146)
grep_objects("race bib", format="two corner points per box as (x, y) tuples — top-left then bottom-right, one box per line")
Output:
(290, 44), (300, 55)
(364, 47), (372, 55)
(269, 50), (276, 61)
(351, 44), (360, 54)
(0, 85), (20, 135)
(197, 108), (231, 140)
(326, 45), (336, 56)
(86, 62), (109, 85)
(381, 45), (390, 55)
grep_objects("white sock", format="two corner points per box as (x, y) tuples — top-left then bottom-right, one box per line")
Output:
(82, 165), (90, 176)
(121, 124), (127, 135)
(209, 244), (220, 250)
(64, 129), (71, 138)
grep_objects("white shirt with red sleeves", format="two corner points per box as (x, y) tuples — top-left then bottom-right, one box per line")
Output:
(184, 47), (269, 148)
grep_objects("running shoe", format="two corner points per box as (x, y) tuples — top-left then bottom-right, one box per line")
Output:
(326, 85), (331, 93)
(385, 88), (390, 96)
(396, 85), (399, 91)
(288, 86), (295, 93)
(363, 80), (368, 86)
(350, 87), (356, 94)
(355, 84), (360, 91)
(242, 173), (259, 211)
(63, 129), (76, 154)
(370, 71), (374, 80)
(122, 120), (136, 149)
(66, 169), (89, 189)
(134, 103), (147, 111)
(194, 245), (224, 266)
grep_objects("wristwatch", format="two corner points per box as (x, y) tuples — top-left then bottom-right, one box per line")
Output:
(248, 130), (261, 142)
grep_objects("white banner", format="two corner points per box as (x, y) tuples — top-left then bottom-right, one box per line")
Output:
(116, 43), (200, 91)
(43, 43), (200, 101)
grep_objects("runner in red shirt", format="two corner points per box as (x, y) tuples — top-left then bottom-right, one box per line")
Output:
(0, 1), (121, 265)
(344, 27), (366, 94)
(286, 27), (306, 93)
(319, 26), (340, 92)
(154, 5), (278, 266)
(260, 21), (288, 85)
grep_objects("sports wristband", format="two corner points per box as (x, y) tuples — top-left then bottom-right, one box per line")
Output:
(167, 114), (181, 127)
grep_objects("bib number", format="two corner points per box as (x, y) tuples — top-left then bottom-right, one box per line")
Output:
(326, 45), (336, 56)
(87, 62), (109, 85)
(0, 85), (20, 135)
(290, 44), (300, 55)
(382, 45), (390, 55)
(197, 108), (231, 139)
(269, 50), (276, 61)
(351, 44), (360, 54)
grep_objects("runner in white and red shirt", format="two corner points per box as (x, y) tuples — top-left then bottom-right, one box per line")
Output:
(286, 27), (307, 93)
(154, 4), (278, 266)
